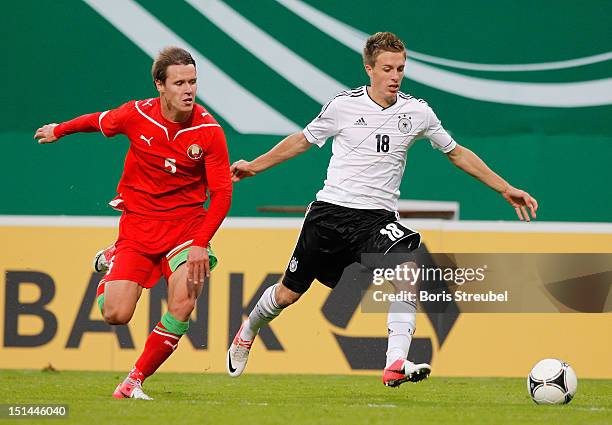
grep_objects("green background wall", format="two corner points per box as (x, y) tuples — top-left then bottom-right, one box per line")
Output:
(4, 0), (611, 221)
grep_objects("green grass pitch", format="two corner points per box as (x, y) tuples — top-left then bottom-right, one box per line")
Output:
(1, 370), (611, 425)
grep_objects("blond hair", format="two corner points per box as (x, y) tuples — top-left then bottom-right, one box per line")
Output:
(363, 32), (406, 66)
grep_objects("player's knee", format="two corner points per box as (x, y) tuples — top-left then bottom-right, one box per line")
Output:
(392, 278), (415, 293)
(390, 261), (419, 292)
(275, 284), (302, 307)
(103, 306), (133, 325)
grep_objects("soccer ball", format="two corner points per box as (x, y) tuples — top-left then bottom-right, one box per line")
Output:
(527, 358), (577, 404)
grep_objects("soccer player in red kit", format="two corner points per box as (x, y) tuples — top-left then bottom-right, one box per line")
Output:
(34, 47), (232, 400)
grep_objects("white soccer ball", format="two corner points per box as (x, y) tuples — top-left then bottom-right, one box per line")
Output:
(527, 358), (577, 404)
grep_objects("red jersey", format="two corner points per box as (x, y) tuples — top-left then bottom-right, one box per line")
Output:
(54, 98), (232, 247)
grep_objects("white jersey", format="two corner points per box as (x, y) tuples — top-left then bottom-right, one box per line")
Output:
(303, 85), (456, 211)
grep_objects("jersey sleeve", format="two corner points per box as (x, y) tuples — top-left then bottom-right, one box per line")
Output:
(97, 101), (135, 137)
(53, 101), (134, 139)
(423, 106), (456, 153)
(193, 126), (232, 247)
(302, 98), (340, 147)
(53, 112), (102, 138)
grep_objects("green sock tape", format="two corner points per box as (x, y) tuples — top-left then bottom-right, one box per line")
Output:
(160, 311), (189, 335)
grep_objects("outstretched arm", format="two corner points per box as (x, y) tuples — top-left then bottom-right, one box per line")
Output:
(34, 102), (133, 144)
(230, 131), (312, 182)
(34, 112), (103, 144)
(447, 144), (538, 221)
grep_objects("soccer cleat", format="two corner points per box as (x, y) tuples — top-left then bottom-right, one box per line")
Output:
(383, 359), (431, 387)
(93, 244), (116, 273)
(112, 377), (153, 400)
(226, 322), (255, 377)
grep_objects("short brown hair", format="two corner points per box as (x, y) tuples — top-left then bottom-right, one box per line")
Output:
(151, 46), (196, 83)
(363, 32), (406, 67)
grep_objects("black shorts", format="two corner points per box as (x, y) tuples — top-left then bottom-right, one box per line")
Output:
(282, 201), (421, 293)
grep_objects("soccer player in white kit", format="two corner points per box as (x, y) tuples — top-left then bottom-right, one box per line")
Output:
(228, 32), (538, 386)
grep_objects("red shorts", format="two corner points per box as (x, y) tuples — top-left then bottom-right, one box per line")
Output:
(103, 210), (208, 288)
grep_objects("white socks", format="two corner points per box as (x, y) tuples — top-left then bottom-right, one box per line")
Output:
(239, 284), (416, 368)
(240, 284), (283, 341)
(385, 300), (416, 368)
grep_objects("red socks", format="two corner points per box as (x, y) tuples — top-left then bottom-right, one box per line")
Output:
(135, 321), (182, 378)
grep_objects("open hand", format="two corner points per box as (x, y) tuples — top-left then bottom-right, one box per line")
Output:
(34, 124), (59, 144)
(186, 245), (210, 292)
(502, 186), (538, 221)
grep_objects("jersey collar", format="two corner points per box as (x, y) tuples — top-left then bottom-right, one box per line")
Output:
(365, 85), (398, 110)
(135, 99), (210, 141)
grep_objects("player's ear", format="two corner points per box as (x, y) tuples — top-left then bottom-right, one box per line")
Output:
(154, 79), (164, 93)
(364, 63), (373, 79)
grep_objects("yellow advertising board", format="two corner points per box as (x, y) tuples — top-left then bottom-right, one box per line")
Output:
(0, 217), (611, 378)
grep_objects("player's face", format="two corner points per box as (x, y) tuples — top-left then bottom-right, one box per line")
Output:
(365, 51), (406, 105)
(156, 64), (197, 118)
